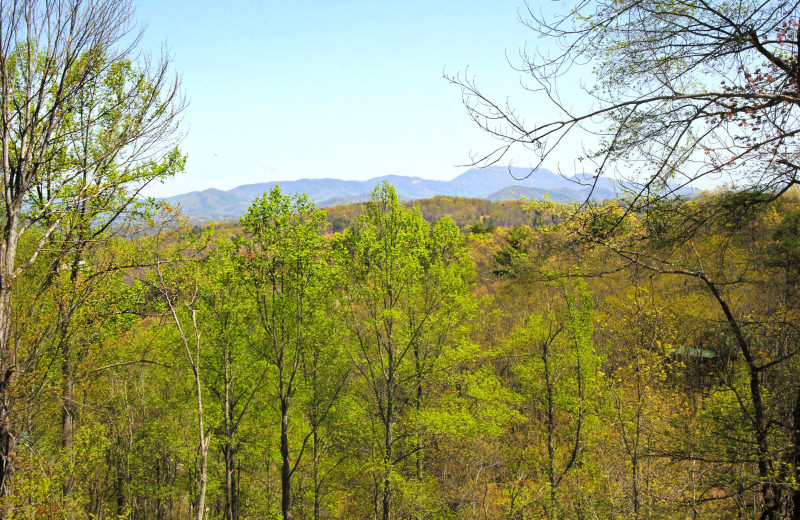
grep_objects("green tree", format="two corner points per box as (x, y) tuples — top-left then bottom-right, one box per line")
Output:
(146, 224), (212, 520)
(504, 283), (601, 520)
(333, 183), (474, 520)
(200, 249), (265, 520)
(236, 186), (331, 520)
(297, 299), (351, 520)
(0, 0), (184, 506)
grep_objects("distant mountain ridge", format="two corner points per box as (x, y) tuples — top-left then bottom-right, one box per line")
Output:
(163, 166), (673, 221)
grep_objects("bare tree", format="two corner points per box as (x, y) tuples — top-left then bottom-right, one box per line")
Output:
(448, 0), (800, 206)
(0, 0), (183, 509)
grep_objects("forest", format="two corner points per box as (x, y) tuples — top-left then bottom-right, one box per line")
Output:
(1, 0), (799, 518)
(6, 181), (800, 520)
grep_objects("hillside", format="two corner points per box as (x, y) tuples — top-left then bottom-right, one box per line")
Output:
(210, 196), (537, 236)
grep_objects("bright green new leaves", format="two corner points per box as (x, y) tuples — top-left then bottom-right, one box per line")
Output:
(333, 183), (475, 519)
(236, 186), (333, 520)
(504, 283), (603, 520)
(238, 186), (329, 321)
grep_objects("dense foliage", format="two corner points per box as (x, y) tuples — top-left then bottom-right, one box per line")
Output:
(6, 182), (800, 519)
(4, 1), (800, 516)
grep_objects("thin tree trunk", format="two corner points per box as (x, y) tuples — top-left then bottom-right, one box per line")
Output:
(194, 371), (209, 520)
(414, 340), (423, 481)
(631, 408), (641, 520)
(62, 349), (76, 519)
(543, 340), (557, 520)
(313, 426), (320, 520)
(116, 458), (126, 517)
(0, 389), (15, 517)
(160, 273), (208, 520)
(280, 366), (292, 520)
(223, 444), (238, 520)
(791, 387), (800, 520)
(383, 354), (394, 520)
(703, 278), (776, 519)
(60, 249), (84, 519)
(311, 354), (321, 520)
(223, 341), (239, 520)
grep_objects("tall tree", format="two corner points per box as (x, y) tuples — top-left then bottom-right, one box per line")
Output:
(0, 0), (183, 506)
(299, 295), (351, 520)
(333, 183), (473, 520)
(146, 225), (211, 520)
(201, 248), (265, 520)
(236, 186), (331, 520)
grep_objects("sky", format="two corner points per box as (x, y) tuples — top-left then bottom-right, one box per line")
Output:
(134, 0), (586, 197)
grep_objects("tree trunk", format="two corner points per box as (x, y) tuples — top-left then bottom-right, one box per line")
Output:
(163, 288), (208, 520)
(62, 349), (76, 518)
(311, 357), (321, 520)
(280, 368), (292, 519)
(791, 386), (800, 520)
(0, 388), (15, 514)
(194, 369), (209, 520)
(383, 357), (394, 520)
(383, 407), (393, 520)
(223, 444), (238, 520)
(195, 436), (209, 520)
(703, 279), (775, 519)
(223, 342), (239, 520)
(543, 340), (558, 520)
(0, 216), (22, 515)
(115, 459), (127, 518)
(313, 427), (320, 520)
(414, 340), (423, 481)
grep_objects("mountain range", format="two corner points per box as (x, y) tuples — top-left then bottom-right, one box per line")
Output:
(163, 166), (665, 221)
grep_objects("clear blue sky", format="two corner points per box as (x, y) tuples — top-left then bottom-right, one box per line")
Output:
(135, 0), (583, 197)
